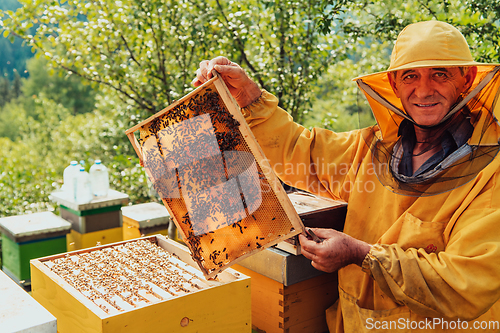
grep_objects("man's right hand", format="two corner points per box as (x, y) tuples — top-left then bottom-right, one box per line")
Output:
(191, 56), (262, 108)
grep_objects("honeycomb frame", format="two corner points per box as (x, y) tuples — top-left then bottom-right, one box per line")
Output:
(126, 72), (304, 278)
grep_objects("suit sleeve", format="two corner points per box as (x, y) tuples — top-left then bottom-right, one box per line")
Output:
(243, 90), (374, 201)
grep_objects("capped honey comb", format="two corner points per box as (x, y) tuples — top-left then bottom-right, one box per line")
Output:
(45, 239), (208, 314)
(126, 72), (304, 278)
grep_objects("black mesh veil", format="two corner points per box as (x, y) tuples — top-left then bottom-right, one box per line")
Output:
(355, 65), (500, 197)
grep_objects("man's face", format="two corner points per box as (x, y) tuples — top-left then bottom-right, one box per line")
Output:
(388, 67), (477, 126)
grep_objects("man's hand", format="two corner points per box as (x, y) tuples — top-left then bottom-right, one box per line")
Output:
(191, 56), (262, 108)
(299, 228), (372, 273)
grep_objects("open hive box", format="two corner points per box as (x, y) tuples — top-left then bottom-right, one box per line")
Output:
(126, 72), (304, 278)
(276, 192), (347, 255)
(30, 235), (251, 333)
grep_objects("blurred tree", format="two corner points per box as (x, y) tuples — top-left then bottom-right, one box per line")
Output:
(0, 91), (150, 217)
(0, 0), (32, 80)
(22, 57), (96, 115)
(0, 99), (26, 140)
(322, 0), (500, 63)
(0, 70), (21, 107)
(0, 76), (9, 106)
(0, 0), (352, 123)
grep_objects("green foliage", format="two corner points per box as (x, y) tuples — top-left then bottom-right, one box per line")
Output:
(0, 56), (96, 140)
(0, 70), (21, 107)
(0, 0), (355, 124)
(0, 136), (60, 216)
(0, 91), (151, 218)
(334, 0), (500, 63)
(0, 99), (26, 140)
(22, 57), (96, 115)
(197, 0), (350, 123)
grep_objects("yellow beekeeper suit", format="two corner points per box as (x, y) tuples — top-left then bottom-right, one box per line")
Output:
(242, 21), (500, 332)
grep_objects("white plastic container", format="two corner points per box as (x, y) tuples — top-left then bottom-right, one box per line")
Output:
(62, 160), (80, 199)
(75, 167), (93, 203)
(89, 160), (109, 197)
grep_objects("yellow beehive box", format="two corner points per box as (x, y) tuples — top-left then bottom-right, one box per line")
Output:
(122, 202), (171, 240)
(31, 235), (251, 333)
(66, 226), (123, 251)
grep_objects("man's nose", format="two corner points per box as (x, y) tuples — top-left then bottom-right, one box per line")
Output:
(413, 77), (434, 99)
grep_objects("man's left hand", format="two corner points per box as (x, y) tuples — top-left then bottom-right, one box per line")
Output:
(299, 228), (372, 273)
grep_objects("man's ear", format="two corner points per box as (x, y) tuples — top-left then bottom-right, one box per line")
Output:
(387, 72), (400, 98)
(463, 66), (478, 92)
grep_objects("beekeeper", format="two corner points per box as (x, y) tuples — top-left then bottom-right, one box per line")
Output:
(193, 20), (500, 332)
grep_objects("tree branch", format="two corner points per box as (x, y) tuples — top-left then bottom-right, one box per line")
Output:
(213, 0), (267, 90)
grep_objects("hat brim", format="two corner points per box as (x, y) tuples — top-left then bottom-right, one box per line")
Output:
(353, 60), (499, 81)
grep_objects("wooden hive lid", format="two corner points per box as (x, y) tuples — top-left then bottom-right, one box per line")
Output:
(121, 202), (170, 227)
(0, 270), (57, 331)
(49, 189), (129, 212)
(0, 211), (71, 243)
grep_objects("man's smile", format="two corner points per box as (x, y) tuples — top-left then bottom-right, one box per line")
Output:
(414, 103), (439, 108)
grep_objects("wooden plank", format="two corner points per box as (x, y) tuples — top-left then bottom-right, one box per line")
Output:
(126, 132), (144, 166)
(122, 216), (141, 229)
(103, 277), (251, 333)
(233, 264), (285, 333)
(122, 222), (170, 240)
(233, 265), (338, 333)
(122, 221), (142, 240)
(2, 234), (67, 281)
(282, 273), (338, 329)
(287, 315), (329, 333)
(60, 207), (122, 234)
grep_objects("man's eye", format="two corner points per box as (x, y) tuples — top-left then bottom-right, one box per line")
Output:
(402, 74), (416, 81)
(434, 72), (447, 78)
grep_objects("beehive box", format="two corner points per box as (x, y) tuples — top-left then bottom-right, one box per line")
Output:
(122, 202), (171, 240)
(31, 235), (251, 333)
(234, 245), (338, 333)
(236, 265), (338, 333)
(126, 71), (304, 278)
(66, 227), (123, 251)
(276, 192), (347, 255)
(50, 189), (129, 233)
(0, 211), (71, 284)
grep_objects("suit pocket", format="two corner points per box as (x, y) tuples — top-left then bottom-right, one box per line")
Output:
(340, 288), (410, 333)
(397, 212), (446, 253)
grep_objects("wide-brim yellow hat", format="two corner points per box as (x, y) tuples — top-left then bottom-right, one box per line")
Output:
(354, 20), (499, 80)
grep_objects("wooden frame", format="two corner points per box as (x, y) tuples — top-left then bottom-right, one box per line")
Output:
(125, 72), (304, 279)
(31, 235), (251, 333)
